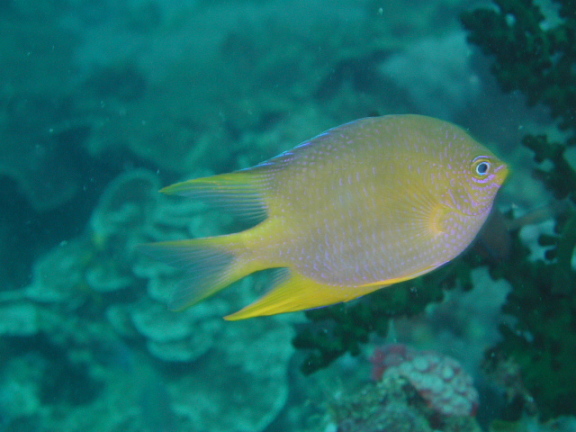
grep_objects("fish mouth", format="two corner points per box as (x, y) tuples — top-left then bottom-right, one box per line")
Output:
(492, 162), (510, 185)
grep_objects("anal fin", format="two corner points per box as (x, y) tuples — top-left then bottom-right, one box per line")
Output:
(225, 270), (382, 320)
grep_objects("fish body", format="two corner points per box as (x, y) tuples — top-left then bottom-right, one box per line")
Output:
(142, 114), (508, 320)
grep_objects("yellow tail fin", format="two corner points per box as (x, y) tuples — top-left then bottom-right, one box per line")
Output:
(139, 235), (254, 311)
(140, 168), (273, 311)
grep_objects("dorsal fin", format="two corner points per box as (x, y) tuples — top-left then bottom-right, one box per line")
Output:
(161, 170), (271, 222)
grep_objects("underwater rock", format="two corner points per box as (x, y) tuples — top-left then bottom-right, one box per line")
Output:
(78, 0), (461, 177)
(379, 32), (480, 120)
(0, 123), (85, 211)
(0, 302), (38, 337)
(0, 356), (43, 426)
(0, 10), (88, 211)
(25, 238), (92, 305)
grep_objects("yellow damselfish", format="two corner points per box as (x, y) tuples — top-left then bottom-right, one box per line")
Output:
(142, 114), (508, 320)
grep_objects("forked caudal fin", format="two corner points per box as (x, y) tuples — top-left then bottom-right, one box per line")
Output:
(139, 235), (256, 311)
(139, 168), (272, 312)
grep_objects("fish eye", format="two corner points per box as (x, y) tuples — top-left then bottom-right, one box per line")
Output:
(472, 157), (491, 177)
(476, 161), (490, 176)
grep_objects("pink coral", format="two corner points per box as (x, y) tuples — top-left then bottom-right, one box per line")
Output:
(370, 344), (479, 417)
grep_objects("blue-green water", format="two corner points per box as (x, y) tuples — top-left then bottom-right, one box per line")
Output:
(0, 1), (574, 431)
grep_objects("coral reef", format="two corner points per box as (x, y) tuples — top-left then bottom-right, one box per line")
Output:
(7, 0), (576, 431)
(370, 344), (479, 417)
(0, 169), (293, 431)
(326, 364), (482, 432)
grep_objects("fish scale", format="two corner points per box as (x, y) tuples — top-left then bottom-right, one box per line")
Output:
(141, 114), (508, 320)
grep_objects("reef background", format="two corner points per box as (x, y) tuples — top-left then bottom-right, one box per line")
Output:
(0, 0), (573, 431)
